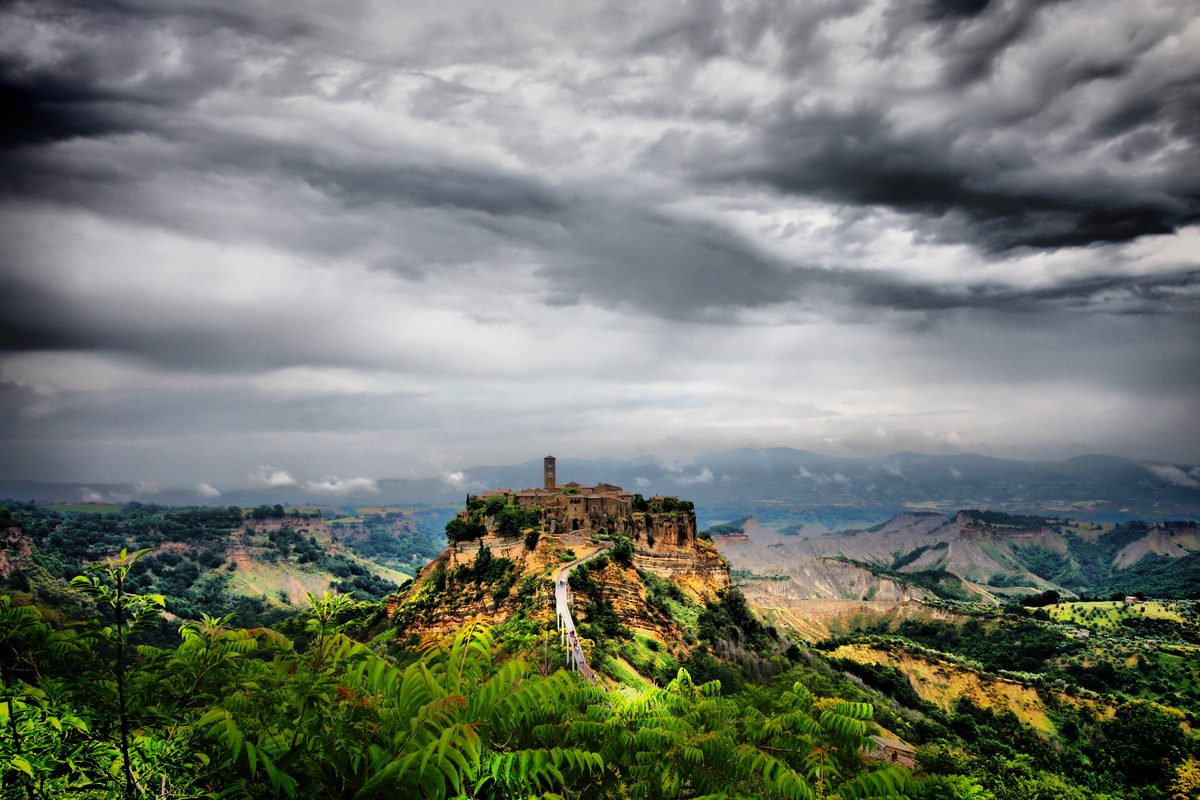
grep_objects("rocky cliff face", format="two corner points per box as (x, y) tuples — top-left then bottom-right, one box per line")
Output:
(0, 525), (32, 578)
(630, 536), (728, 602)
(612, 510), (698, 548)
(713, 512), (1084, 602)
(734, 555), (930, 603)
(386, 531), (564, 638)
(385, 504), (729, 644)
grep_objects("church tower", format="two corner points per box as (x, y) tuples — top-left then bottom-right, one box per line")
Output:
(544, 455), (556, 490)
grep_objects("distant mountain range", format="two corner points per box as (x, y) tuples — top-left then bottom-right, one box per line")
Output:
(3, 449), (1198, 520)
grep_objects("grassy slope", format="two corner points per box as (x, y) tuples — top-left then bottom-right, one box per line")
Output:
(829, 642), (1100, 735)
(227, 519), (411, 606)
(1049, 599), (1183, 631)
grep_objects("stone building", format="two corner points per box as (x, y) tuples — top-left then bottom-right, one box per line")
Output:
(474, 455), (696, 541)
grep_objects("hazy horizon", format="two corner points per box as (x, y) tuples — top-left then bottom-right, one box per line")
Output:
(2, 0), (1197, 490)
(4, 447), (1198, 507)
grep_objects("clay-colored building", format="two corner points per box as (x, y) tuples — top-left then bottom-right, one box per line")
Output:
(476, 455), (694, 539)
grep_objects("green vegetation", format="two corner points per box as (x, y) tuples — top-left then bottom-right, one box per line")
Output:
(445, 516), (487, 542)
(833, 557), (974, 601)
(640, 569), (700, 632)
(264, 525), (398, 601)
(1047, 520), (1200, 597)
(890, 541), (949, 571)
(960, 510), (1050, 528)
(0, 500), (405, 636)
(1012, 544), (1075, 585)
(569, 558), (628, 642)
(821, 623), (1199, 798)
(700, 516), (749, 537)
(333, 508), (448, 567)
(6, 495), (1198, 799)
(860, 617), (1085, 674)
(2, 573), (947, 799)
(19, 502), (244, 564)
(448, 497), (540, 543)
(817, 577), (1200, 799)
(1050, 598), (1188, 631)
(699, 586), (776, 652)
(610, 535), (634, 566)
(907, 695), (1193, 800)
(395, 543), (520, 628)
(731, 568), (789, 581)
(656, 496), (694, 513)
(454, 544), (518, 608)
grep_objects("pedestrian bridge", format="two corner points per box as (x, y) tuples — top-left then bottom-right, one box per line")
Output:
(553, 540), (613, 686)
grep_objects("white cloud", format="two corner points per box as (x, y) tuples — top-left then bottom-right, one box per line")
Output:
(672, 468), (714, 486)
(304, 477), (380, 497)
(251, 466), (298, 488)
(635, 477), (650, 488)
(443, 471), (467, 489)
(195, 483), (222, 499)
(78, 487), (132, 503)
(1143, 464), (1199, 489)
(797, 468), (851, 486)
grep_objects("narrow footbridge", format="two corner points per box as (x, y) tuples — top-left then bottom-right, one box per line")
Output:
(553, 540), (613, 686)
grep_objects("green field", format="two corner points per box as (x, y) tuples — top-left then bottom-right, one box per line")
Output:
(1049, 599), (1183, 631)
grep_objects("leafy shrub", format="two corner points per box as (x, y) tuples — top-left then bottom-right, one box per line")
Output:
(445, 517), (486, 543)
(611, 536), (634, 566)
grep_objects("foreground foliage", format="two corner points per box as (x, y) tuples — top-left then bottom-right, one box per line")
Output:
(0, 552), (959, 799)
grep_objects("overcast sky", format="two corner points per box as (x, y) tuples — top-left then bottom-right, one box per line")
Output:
(1, 0), (1198, 496)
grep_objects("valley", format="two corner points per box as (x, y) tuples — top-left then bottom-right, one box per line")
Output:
(2, 489), (1199, 799)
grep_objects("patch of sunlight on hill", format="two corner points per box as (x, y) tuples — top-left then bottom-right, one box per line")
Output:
(831, 642), (1060, 734)
(1050, 600), (1183, 632)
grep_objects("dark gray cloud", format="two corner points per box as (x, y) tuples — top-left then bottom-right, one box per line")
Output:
(692, 94), (1197, 250)
(0, 0), (1197, 484)
(631, 0), (1200, 250)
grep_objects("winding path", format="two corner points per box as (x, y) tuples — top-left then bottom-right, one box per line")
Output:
(553, 540), (613, 686)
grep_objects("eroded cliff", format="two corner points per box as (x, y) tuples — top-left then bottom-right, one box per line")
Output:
(385, 504), (729, 647)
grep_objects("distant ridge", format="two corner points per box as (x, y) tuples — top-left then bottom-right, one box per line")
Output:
(2, 449), (1197, 517)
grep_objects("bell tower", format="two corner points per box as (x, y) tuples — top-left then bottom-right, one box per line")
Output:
(543, 455), (556, 490)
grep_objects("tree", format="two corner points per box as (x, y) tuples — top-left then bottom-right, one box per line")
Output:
(199, 620), (602, 798)
(495, 507), (529, 538)
(0, 596), (92, 800)
(611, 536), (634, 566)
(445, 517), (486, 543)
(1172, 757), (1200, 800)
(70, 549), (165, 798)
(558, 667), (912, 799)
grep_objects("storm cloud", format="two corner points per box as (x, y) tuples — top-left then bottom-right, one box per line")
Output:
(0, 0), (1197, 488)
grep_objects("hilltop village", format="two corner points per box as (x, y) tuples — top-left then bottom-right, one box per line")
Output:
(471, 455), (699, 543)
(388, 455), (727, 642)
